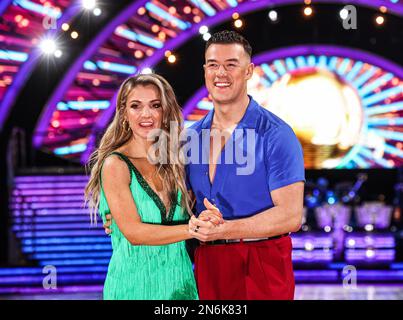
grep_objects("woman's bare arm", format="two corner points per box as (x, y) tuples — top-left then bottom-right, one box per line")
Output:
(101, 155), (191, 246)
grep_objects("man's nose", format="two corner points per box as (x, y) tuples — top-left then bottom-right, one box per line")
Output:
(217, 64), (227, 76)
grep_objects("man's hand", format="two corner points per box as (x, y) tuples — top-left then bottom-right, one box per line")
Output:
(188, 198), (226, 242)
(198, 198), (224, 225)
(103, 214), (112, 235)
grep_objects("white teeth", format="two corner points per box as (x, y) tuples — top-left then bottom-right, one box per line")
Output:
(215, 82), (230, 87)
(139, 122), (153, 127)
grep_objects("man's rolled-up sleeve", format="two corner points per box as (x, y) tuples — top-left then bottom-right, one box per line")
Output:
(266, 124), (305, 192)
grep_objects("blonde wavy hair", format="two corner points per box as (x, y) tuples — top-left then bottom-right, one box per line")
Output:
(84, 74), (191, 224)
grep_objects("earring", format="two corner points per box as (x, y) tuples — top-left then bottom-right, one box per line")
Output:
(123, 120), (130, 131)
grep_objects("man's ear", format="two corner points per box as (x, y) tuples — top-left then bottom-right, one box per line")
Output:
(246, 62), (254, 80)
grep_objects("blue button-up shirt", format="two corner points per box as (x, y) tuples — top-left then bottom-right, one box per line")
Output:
(185, 96), (305, 220)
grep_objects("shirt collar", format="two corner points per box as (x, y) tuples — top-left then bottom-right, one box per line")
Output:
(201, 95), (259, 129)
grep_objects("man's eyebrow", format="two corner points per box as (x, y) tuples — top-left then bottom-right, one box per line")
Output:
(225, 58), (240, 63)
(206, 58), (240, 63)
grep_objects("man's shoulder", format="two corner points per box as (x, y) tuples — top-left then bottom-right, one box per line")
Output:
(186, 114), (208, 133)
(253, 103), (300, 149)
(254, 103), (292, 134)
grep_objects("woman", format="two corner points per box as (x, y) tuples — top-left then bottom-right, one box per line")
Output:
(84, 74), (221, 300)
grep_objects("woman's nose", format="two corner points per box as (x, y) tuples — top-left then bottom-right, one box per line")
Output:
(141, 106), (152, 117)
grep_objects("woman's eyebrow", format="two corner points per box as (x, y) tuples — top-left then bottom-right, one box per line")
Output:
(128, 99), (160, 103)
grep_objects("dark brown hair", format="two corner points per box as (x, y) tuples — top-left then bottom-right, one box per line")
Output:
(205, 30), (252, 58)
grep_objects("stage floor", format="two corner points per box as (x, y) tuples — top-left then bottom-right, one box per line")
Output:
(0, 284), (402, 300)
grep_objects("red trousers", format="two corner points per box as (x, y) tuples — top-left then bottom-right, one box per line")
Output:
(194, 236), (295, 300)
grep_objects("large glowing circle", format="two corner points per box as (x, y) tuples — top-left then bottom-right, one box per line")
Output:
(249, 68), (363, 168)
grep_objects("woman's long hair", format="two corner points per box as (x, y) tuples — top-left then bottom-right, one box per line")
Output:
(84, 74), (191, 224)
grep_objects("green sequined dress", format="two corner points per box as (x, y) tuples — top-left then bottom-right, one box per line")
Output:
(98, 152), (198, 300)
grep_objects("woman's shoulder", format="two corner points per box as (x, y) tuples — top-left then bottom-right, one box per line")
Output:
(102, 151), (132, 180)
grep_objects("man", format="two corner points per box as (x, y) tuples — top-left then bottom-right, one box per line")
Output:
(186, 30), (305, 300)
(105, 30), (305, 300)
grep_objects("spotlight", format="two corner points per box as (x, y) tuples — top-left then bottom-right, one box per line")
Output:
(39, 38), (57, 55)
(268, 10), (278, 22)
(167, 54), (176, 64)
(234, 19), (243, 28)
(199, 25), (208, 35)
(137, 7), (146, 15)
(71, 31), (79, 39)
(304, 242), (314, 251)
(158, 31), (166, 40)
(140, 68), (153, 74)
(134, 50), (144, 59)
(21, 19), (29, 27)
(61, 23), (70, 31)
(375, 15), (385, 25)
(82, 0), (96, 10)
(93, 8), (102, 16)
(203, 32), (211, 41)
(168, 7), (176, 15)
(183, 6), (191, 14)
(340, 8), (349, 20)
(232, 12), (239, 20)
(364, 224), (374, 232)
(54, 49), (62, 58)
(304, 6), (313, 16)
(366, 249), (375, 258)
(14, 15), (23, 23)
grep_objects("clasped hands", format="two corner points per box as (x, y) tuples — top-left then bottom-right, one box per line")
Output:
(188, 198), (225, 242)
(102, 197), (225, 242)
